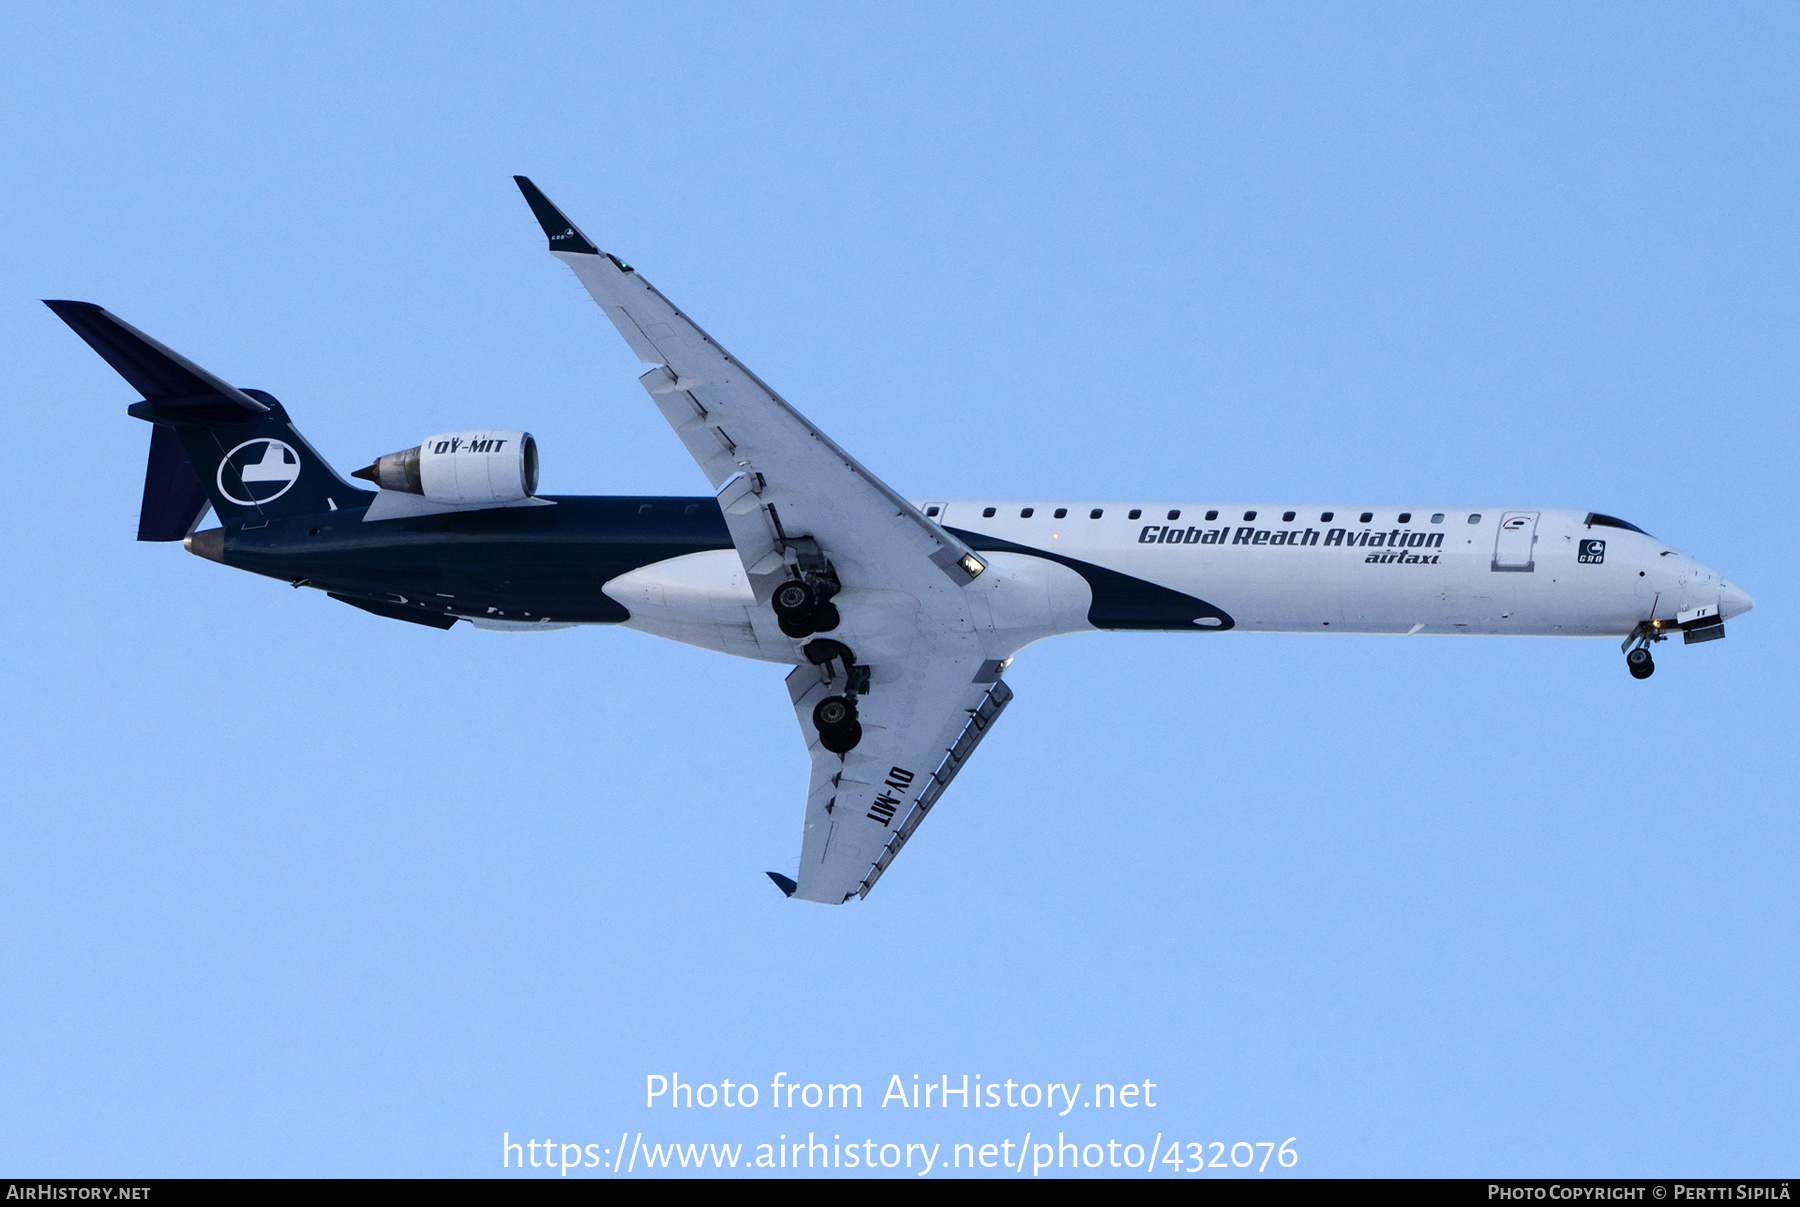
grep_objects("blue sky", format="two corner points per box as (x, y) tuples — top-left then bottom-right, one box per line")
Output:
(2, 2), (1795, 1178)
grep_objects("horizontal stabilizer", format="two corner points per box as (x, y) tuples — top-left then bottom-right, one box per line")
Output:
(765, 872), (798, 898)
(44, 300), (269, 421)
(138, 423), (211, 541)
(513, 176), (600, 255)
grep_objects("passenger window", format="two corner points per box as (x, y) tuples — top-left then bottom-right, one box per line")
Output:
(1398, 512), (1411, 523)
(639, 503), (653, 513)
(685, 504), (698, 514)
(1128, 509), (1142, 519)
(1243, 510), (1257, 521)
(1467, 513), (1481, 524)
(982, 507), (996, 518)
(1054, 508), (1068, 519)
(1359, 512), (1373, 523)
(1167, 510), (1180, 521)
(1430, 513), (1443, 523)
(1020, 507), (1034, 518)
(925, 506), (940, 517)
(1282, 511), (1295, 522)
(1205, 510), (1218, 521)
(1090, 509), (1104, 519)
(1321, 511), (1334, 522)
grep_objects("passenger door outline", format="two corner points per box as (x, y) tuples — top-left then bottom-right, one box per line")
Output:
(1492, 511), (1538, 572)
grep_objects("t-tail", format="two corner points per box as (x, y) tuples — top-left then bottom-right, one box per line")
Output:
(44, 301), (371, 546)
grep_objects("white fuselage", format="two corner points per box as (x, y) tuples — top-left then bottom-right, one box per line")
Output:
(602, 502), (1753, 666)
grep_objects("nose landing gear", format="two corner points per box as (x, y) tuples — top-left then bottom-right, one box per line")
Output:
(1622, 620), (1665, 680)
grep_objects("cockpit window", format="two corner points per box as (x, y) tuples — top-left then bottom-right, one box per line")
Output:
(1585, 513), (1650, 536)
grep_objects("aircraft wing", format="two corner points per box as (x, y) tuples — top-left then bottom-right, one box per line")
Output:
(515, 176), (1009, 901)
(513, 176), (986, 611)
(784, 651), (1012, 903)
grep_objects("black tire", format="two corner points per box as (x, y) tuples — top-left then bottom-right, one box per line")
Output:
(778, 614), (813, 639)
(813, 695), (857, 731)
(1627, 648), (1654, 679)
(772, 579), (818, 620)
(808, 601), (841, 633)
(820, 719), (862, 755)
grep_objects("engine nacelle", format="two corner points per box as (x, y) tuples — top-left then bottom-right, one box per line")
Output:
(353, 430), (538, 505)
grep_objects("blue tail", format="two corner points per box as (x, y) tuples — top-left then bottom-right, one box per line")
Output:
(46, 300), (371, 531)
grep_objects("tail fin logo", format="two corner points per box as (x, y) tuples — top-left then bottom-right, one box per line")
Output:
(217, 439), (301, 505)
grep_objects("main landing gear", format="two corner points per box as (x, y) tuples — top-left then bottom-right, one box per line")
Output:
(772, 578), (841, 639)
(803, 637), (868, 756)
(812, 694), (862, 755)
(773, 542), (860, 753)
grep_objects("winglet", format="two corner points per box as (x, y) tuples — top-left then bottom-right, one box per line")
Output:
(765, 872), (798, 898)
(513, 176), (600, 255)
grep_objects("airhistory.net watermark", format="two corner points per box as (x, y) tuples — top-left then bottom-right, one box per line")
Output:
(642, 1071), (1159, 1114)
(499, 1069), (1302, 1177)
(502, 1131), (1298, 1176)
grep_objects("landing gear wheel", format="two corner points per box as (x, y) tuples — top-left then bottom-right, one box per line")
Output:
(813, 695), (863, 754)
(813, 696), (856, 730)
(819, 720), (863, 755)
(772, 580), (819, 622)
(1626, 647), (1655, 679)
(775, 579), (837, 639)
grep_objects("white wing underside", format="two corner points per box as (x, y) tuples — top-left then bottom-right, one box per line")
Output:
(530, 185), (1010, 901)
(787, 649), (1012, 902)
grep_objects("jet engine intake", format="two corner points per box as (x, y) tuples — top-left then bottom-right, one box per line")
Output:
(353, 430), (538, 504)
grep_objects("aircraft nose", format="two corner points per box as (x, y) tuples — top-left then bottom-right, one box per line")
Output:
(1720, 578), (1755, 620)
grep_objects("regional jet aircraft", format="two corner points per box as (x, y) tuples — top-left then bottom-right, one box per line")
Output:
(45, 177), (1755, 904)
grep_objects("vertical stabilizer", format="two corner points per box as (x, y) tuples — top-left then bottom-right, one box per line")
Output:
(46, 300), (372, 527)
